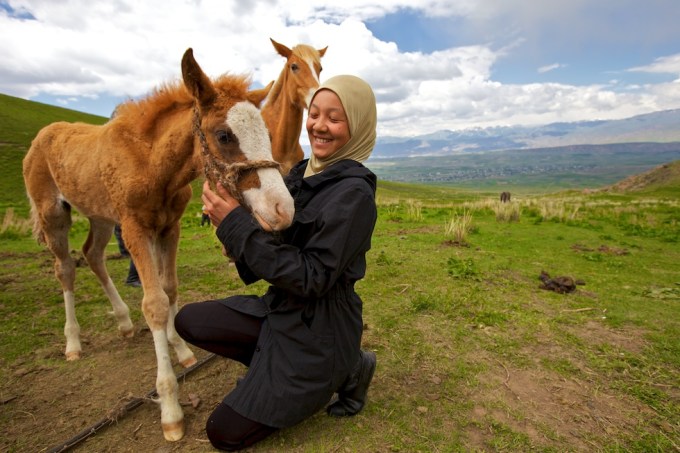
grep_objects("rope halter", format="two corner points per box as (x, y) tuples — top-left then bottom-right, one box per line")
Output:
(192, 105), (281, 205)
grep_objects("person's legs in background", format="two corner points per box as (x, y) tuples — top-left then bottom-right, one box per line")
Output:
(114, 224), (141, 287)
(125, 259), (141, 287)
(113, 224), (128, 257)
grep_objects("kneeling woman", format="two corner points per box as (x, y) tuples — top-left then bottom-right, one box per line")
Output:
(175, 74), (379, 451)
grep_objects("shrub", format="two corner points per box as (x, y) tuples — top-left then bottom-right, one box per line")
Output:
(494, 201), (520, 222)
(0, 208), (32, 239)
(405, 198), (423, 221)
(444, 209), (473, 244)
(446, 256), (479, 279)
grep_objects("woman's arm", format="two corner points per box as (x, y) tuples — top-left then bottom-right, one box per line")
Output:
(217, 181), (376, 298)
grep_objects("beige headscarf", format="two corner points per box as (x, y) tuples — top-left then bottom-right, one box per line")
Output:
(304, 75), (377, 177)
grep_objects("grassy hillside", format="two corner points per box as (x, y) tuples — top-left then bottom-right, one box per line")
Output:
(0, 93), (107, 147)
(605, 159), (680, 197)
(0, 93), (108, 213)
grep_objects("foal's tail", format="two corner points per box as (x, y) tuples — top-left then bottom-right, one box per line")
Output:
(27, 193), (73, 246)
(27, 195), (46, 245)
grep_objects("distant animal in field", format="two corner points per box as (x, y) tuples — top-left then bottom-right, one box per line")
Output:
(261, 38), (327, 175)
(22, 47), (294, 442)
(500, 191), (511, 203)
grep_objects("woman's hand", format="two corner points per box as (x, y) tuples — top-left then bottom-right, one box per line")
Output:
(201, 180), (241, 227)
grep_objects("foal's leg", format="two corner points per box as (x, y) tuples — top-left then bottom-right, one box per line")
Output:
(158, 223), (196, 368)
(126, 226), (185, 441)
(83, 219), (134, 337)
(36, 199), (81, 360)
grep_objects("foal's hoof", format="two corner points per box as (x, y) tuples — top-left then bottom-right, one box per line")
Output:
(65, 351), (81, 361)
(162, 420), (185, 441)
(119, 327), (135, 339)
(180, 355), (197, 368)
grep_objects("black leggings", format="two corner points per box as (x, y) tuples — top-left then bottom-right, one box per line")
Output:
(174, 301), (278, 451)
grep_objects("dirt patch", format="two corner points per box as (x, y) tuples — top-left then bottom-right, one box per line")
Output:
(394, 226), (440, 235)
(571, 243), (630, 256)
(568, 319), (649, 355)
(468, 365), (656, 450)
(439, 239), (470, 248)
(1, 326), (246, 452)
(460, 317), (663, 451)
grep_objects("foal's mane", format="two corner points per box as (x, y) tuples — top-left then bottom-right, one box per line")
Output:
(112, 73), (253, 135)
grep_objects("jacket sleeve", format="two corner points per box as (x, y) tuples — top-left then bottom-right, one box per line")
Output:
(216, 181), (376, 298)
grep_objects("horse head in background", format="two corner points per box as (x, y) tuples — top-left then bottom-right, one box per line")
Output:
(261, 38), (327, 175)
(22, 47), (294, 442)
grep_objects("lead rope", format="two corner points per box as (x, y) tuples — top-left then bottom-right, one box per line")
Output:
(192, 105), (281, 205)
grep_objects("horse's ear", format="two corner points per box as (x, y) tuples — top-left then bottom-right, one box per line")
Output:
(248, 81), (274, 107)
(318, 46), (328, 58)
(181, 48), (216, 105)
(270, 38), (292, 59)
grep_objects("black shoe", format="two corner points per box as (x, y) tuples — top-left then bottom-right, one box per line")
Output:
(125, 279), (142, 287)
(327, 350), (376, 417)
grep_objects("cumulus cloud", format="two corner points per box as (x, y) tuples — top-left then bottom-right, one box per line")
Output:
(628, 54), (680, 76)
(1, 0), (679, 139)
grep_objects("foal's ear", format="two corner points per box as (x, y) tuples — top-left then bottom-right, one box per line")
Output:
(270, 38), (292, 59)
(247, 80), (274, 107)
(318, 46), (328, 58)
(181, 48), (216, 105)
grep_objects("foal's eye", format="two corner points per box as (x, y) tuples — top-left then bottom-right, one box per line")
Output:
(291, 63), (299, 73)
(216, 130), (232, 144)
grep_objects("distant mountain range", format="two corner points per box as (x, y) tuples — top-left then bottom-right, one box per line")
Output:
(3, 90), (677, 190)
(370, 108), (680, 158)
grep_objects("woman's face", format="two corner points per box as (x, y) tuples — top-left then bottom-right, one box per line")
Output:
(306, 89), (351, 160)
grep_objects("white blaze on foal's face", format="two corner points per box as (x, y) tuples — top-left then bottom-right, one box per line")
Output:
(226, 101), (294, 231)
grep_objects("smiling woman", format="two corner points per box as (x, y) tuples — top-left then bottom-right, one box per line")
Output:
(176, 74), (379, 451)
(305, 89), (351, 160)
(304, 75), (376, 176)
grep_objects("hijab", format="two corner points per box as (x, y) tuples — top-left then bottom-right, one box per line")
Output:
(303, 75), (377, 177)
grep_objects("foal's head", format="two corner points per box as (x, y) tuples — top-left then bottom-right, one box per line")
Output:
(270, 38), (327, 109)
(182, 48), (294, 232)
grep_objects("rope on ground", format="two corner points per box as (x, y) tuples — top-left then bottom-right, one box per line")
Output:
(46, 352), (217, 453)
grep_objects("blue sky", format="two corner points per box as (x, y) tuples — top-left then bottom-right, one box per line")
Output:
(1, 0), (679, 139)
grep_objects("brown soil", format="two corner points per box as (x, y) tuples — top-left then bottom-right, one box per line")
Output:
(2, 324), (241, 452)
(466, 321), (664, 451)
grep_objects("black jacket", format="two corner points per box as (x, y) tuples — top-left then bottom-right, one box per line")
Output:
(215, 158), (377, 428)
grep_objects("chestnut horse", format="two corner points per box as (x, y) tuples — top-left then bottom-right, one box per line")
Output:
(261, 38), (327, 174)
(22, 48), (294, 441)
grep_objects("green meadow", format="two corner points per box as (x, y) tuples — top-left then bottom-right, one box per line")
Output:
(1, 93), (678, 452)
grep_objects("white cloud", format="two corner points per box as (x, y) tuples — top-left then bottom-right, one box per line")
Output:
(538, 63), (566, 74)
(628, 54), (680, 76)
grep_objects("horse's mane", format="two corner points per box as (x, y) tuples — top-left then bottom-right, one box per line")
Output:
(112, 73), (253, 135)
